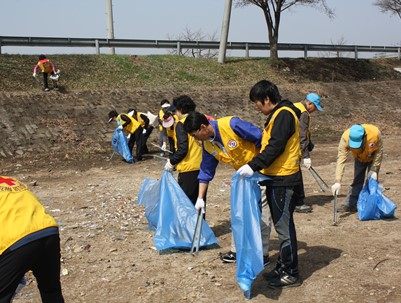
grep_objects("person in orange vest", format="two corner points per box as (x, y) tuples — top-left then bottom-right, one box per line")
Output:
(292, 93), (324, 213)
(33, 54), (59, 92)
(331, 124), (383, 212)
(0, 176), (64, 302)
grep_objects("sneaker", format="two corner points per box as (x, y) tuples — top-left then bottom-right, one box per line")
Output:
(220, 251), (236, 263)
(266, 271), (301, 289)
(336, 204), (357, 213)
(262, 269), (280, 281)
(44, 88), (50, 92)
(263, 255), (271, 267)
(295, 204), (313, 213)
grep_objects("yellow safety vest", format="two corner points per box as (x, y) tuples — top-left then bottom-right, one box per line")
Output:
(345, 124), (380, 163)
(175, 115), (202, 172)
(117, 114), (141, 134)
(259, 107), (300, 176)
(203, 117), (260, 170)
(0, 176), (58, 255)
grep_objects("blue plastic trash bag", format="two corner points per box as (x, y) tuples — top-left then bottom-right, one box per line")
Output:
(230, 172), (269, 299)
(358, 177), (397, 220)
(111, 128), (134, 163)
(137, 171), (218, 250)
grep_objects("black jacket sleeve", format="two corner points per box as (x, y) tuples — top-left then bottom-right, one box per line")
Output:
(140, 113), (150, 128)
(169, 122), (188, 165)
(120, 114), (131, 127)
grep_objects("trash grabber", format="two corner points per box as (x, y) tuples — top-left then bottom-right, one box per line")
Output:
(109, 151), (116, 160)
(152, 154), (169, 160)
(190, 209), (204, 256)
(308, 166), (330, 192)
(333, 193), (338, 226)
(150, 142), (173, 154)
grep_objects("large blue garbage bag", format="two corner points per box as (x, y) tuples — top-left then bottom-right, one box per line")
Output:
(111, 128), (134, 163)
(358, 176), (397, 220)
(230, 172), (269, 299)
(137, 171), (218, 250)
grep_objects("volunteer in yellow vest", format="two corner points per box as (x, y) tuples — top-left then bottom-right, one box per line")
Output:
(127, 109), (154, 157)
(108, 110), (144, 161)
(0, 176), (64, 303)
(332, 124), (383, 212)
(32, 54), (59, 92)
(183, 111), (272, 266)
(293, 93), (324, 213)
(164, 95), (202, 205)
(158, 99), (171, 156)
(237, 80), (302, 289)
(162, 108), (178, 156)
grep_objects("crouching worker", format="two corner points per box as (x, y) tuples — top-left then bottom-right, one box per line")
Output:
(0, 176), (65, 303)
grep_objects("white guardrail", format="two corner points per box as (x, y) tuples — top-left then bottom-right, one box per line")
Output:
(0, 36), (400, 59)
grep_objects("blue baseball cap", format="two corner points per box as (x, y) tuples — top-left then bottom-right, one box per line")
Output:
(349, 124), (365, 148)
(306, 93), (323, 111)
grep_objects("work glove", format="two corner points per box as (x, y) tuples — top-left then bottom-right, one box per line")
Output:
(237, 164), (254, 177)
(164, 159), (174, 172)
(368, 171), (378, 180)
(303, 158), (312, 169)
(142, 129), (147, 134)
(195, 198), (205, 211)
(161, 142), (167, 152)
(331, 183), (341, 196)
(32, 73), (36, 77)
(117, 125), (123, 130)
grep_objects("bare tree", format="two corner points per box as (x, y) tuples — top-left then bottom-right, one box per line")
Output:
(374, 0), (401, 18)
(234, 0), (334, 60)
(167, 26), (219, 58)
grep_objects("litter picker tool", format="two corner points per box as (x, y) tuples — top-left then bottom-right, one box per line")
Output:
(152, 154), (169, 160)
(308, 166), (330, 192)
(333, 193), (338, 226)
(150, 142), (173, 154)
(190, 209), (204, 256)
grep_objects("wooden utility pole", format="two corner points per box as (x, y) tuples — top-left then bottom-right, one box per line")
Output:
(106, 0), (115, 54)
(218, 0), (232, 64)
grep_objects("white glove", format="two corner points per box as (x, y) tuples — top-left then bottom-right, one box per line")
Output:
(142, 129), (147, 134)
(161, 142), (167, 151)
(33, 73), (36, 77)
(368, 171), (377, 180)
(164, 159), (174, 172)
(117, 125), (123, 130)
(331, 183), (341, 196)
(237, 164), (254, 177)
(303, 158), (311, 169)
(195, 198), (205, 211)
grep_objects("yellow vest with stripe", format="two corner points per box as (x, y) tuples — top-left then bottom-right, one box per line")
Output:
(259, 106), (300, 176)
(293, 102), (311, 139)
(0, 176), (58, 255)
(344, 124), (379, 163)
(117, 114), (141, 134)
(203, 117), (260, 170)
(175, 115), (202, 172)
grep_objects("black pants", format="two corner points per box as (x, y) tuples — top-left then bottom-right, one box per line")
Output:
(168, 136), (175, 155)
(128, 128), (145, 160)
(178, 170), (200, 206)
(264, 185), (299, 277)
(0, 235), (64, 303)
(43, 72), (57, 90)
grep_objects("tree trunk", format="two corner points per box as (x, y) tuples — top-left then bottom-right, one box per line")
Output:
(269, 34), (278, 60)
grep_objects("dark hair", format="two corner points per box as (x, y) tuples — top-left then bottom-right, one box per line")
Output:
(39, 54), (46, 60)
(249, 80), (281, 105)
(160, 99), (170, 106)
(108, 110), (118, 122)
(183, 111), (209, 133)
(173, 95), (196, 114)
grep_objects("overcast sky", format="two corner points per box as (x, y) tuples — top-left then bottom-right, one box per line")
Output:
(0, 0), (400, 57)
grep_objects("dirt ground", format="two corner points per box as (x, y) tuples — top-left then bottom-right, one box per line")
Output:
(2, 129), (400, 302)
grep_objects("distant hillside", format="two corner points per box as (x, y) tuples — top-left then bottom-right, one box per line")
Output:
(1, 55), (401, 92)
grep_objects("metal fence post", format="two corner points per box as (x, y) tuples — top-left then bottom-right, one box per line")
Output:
(95, 39), (100, 55)
(354, 45), (358, 60)
(245, 43), (249, 58)
(398, 48), (400, 60)
(177, 41), (181, 56)
(304, 45), (307, 59)
(0, 41), (2, 55)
